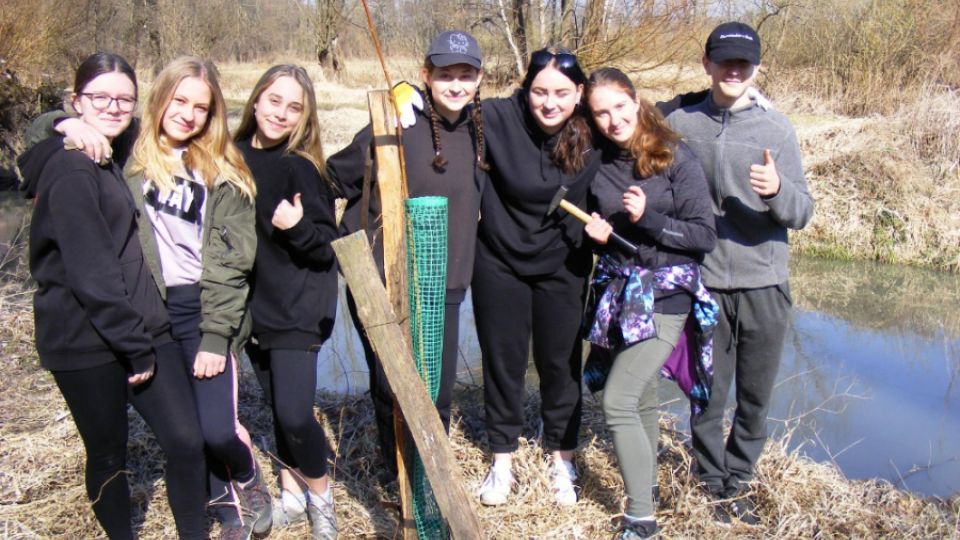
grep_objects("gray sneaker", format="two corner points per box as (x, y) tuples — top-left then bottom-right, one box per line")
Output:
(271, 495), (307, 528)
(307, 497), (338, 540)
(218, 518), (254, 540)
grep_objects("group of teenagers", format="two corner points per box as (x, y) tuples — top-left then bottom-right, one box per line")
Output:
(18, 18), (812, 540)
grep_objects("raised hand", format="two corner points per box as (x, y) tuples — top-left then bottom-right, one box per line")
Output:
(272, 193), (304, 230)
(391, 81), (424, 129)
(623, 186), (647, 222)
(749, 149), (781, 197)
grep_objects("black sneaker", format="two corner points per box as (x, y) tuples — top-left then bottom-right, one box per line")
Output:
(728, 492), (760, 526)
(651, 485), (661, 508)
(704, 485), (731, 525)
(614, 518), (660, 539)
(234, 463), (273, 535)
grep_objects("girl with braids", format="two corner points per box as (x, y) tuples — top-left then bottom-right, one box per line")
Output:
(233, 64), (339, 539)
(583, 67), (716, 539)
(327, 29), (487, 484)
(471, 46), (600, 507)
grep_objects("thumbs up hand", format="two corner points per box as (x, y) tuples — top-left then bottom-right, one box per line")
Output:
(272, 193), (304, 230)
(749, 149), (781, 197)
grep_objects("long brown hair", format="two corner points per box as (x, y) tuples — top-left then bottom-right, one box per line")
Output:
(522, 46), (593, 174)
(234, 64), (330, 184)
(129, 56), (255, 201)
(586, 67), (678, 177)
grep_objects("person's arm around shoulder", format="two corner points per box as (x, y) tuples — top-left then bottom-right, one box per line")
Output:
(630, 143), (717, 253)
(197, 184), (257, 367)
(753, 118), (814, 230)
(271, 157), (338, 266)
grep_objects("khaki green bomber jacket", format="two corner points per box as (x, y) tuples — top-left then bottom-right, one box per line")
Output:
(124, 166), (256, 357)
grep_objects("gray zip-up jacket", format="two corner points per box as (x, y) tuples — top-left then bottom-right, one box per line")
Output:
(666, 93), (813, 290)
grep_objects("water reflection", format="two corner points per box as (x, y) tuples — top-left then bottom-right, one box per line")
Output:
(317, 256), (960, 498)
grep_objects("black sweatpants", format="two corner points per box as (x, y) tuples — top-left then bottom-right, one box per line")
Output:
(52, 343), (207, 540)
(471, 240), (589, 453)
(166, 284), (256, 522)
(248, 344), (329, 479)
(690, 284), (792, 493)
(348, 292), (460, 478)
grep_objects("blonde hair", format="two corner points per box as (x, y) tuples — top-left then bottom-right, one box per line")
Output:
(129, 56), (255, 201)
(234, 64), (329, 183)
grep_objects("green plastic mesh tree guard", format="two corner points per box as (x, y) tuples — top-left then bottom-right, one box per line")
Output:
(404, 196), (448, 540)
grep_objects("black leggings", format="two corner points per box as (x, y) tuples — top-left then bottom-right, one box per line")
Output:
(52, 344), (206, 540)
(248, 344), (329, 479)
(349, 293), (461, 477)
(166, 284), (256, 522)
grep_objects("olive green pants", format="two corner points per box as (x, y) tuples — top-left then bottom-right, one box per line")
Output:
(602, 312), (687, 517)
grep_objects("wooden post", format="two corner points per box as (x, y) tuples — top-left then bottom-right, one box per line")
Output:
(366, 89), (416, 538)
(333, 232), (483, 540)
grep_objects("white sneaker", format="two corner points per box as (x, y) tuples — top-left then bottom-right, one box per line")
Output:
(477, 463), (514, 506)
(550, 460), (578, 506)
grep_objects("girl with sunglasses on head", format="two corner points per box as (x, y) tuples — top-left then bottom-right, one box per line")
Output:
(326, 29), (488, 486)
(472, 46), (600, 507)
(233, 64), (339, 539)
(583, 67), (716, 539)
(17, 52), (207, 539)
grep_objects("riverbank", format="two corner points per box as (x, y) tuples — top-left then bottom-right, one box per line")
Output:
(1, 280), (956, 539)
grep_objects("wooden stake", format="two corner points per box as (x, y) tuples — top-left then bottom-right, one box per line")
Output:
(332, 232), (482, 540)
(367, 89), (416, 538)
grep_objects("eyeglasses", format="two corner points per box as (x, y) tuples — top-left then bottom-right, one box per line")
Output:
(81, 93), (137, 112)
(530, 50), (579, 70)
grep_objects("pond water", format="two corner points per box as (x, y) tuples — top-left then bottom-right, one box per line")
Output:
(317, 255), (960, 499)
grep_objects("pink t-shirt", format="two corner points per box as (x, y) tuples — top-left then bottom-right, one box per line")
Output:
(143, 157), (208, 287)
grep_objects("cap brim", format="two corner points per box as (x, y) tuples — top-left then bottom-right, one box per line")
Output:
(429, 53), (481, 69)
(708, 45), (760, 65)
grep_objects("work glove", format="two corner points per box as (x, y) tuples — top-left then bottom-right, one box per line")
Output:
(748, 87), (774, 111)
(391, 81), (424, 129)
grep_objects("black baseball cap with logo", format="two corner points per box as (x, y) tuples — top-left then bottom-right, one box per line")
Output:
(426, 30), (482, 69)
(705, 22), (761, 65)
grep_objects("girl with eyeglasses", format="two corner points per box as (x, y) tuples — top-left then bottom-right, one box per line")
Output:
(327, 29), (488, 487)
(583, 67), (717, 539)
(17, 52), (207, 539)
(233, 64), (339, 539)
(472, 47), (600, 507)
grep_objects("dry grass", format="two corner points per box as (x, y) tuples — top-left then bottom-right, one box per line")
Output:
(1, 278), (958, 539)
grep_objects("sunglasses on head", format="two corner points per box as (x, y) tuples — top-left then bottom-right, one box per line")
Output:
(530, 50), (578, 70)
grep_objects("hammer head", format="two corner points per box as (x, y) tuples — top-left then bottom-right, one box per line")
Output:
(547, 186), (570, 216)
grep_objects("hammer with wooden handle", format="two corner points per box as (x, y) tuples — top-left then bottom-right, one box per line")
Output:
(547, 186), (640, 256)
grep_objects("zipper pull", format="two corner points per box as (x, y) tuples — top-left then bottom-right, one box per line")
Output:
(219, 226), (234, 251)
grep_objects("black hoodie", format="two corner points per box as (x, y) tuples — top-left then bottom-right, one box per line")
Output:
(18, 137), (169, 373)
(237, 138), (339, 349)
(479, 89), (600, 276)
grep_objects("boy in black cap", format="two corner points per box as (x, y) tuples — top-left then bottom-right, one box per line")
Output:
(665, 21), (814, 525)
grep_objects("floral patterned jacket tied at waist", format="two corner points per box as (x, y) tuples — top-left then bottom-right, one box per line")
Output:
(584, 255), (719, 415)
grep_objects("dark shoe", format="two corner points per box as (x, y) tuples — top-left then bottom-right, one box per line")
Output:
(651, 485), (661, 508)
(235, 463), (272, 535)
(219, 518), (254, 540)
(614, 518), (660, 539)
(704, 484), (731, 525)
(728, 491), (760, 526)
